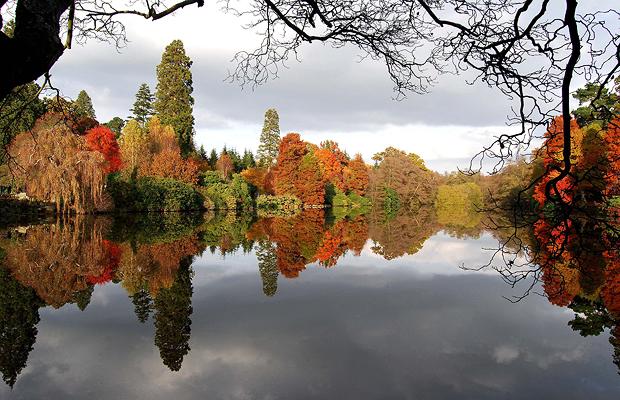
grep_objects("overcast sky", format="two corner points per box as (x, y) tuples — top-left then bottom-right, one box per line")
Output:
(42, 1), (610, 173)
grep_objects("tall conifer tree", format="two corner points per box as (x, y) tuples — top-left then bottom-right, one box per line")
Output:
(155, 40), (195, 156)
(257, 108), (280, 168)
(130, 83), (155, 124)
(74, 90), (96, 119)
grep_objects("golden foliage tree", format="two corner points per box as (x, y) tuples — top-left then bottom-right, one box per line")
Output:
(8, 113), (110, 213)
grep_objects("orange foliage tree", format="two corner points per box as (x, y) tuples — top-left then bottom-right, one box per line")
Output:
(216, 152), (234, 181)
(150, 149), (200, 185)
(344, 154), (369, 196)
(118, 116), (199, 184)
(315, 141), (348, 192)
(273, 133), (326, 205)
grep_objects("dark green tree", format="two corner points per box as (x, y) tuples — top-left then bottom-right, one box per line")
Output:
(130, 289), (153, 324)
(0, 82), (45, 163)
(104, 117), (126, 138)
(568, 297), (614, 337)
(155, 40), (195, 156)
(74, 90), (96, 119)
(153, 257), (193, 371)
(72, 286), (94, 311)
(241, 149), (256, 170)
(130, 83), (155, 125)
(257, 241), (278, 297)
(227, 148), (242, 172)
(257, 108), (280, 168)
(208, 149), (218, 170)
(572, 78), (620, 127)
(0, 268), (43, 388)
(198, 145), (207, 161)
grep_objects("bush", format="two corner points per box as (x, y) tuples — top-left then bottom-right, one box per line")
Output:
(199, 171), (224, 186)
(332, 189), (371, 209)
(107, 174), (203, 212)
(200, 174), (253, 211)
(383, 187), (401, 217)
(256, 194), (302, 217)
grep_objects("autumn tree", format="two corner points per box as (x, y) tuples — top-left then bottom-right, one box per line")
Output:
(273, 133), (326, 206)
(118, 119), (148, 174)
(369, 147), (438, 211)
(315, 141), (348, 193)
(149, 149), (199, 185)
(8, 113), (110, 213)
(73, 90), (96, 119)
(130, 83), (155, 125)
(344, 154), (369, 196)
(85, 125), (122, 173)
(216, 152), (234, 181)
(155, 40), (195, 156)
(257, 108), (281, 168)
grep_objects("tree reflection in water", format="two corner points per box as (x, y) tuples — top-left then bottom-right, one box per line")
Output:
(0, 205), (618, 386)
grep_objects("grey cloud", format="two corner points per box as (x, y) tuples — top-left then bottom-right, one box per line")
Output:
(49, 39), (513, 132)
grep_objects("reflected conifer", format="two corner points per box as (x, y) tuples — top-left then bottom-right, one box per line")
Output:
(0, 268), (43, 388)
(257, 241), (278, 297)
(153, 257), (193, 371)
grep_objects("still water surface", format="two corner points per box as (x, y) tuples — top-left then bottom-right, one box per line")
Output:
(0, 211), (618, 399)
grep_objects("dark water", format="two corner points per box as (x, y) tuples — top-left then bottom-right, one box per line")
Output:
(0, 210), (618, 399)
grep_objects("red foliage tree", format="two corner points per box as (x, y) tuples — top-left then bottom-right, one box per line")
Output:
(85, 125), (123, 173)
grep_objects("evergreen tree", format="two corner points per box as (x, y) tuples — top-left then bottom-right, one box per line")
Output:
(74, 90), (96, 119)
(130, 289), (153, 323)
(227, 148), (242, 172)
(155, 40), (195, 156)
(257, 108), (281, 168)
(153, 257), (193, 371)
(0, 268), (43, 388)
(208, 149), (218, 169)
(104, 117), (125, 138)
(72, 286), (94, 311)
(257, 241), (278, 297)
(130, 83), (155, 125)
(242, 149), (256, 170)
(0, 82), (45, 163)
(198, 145), (207, 161)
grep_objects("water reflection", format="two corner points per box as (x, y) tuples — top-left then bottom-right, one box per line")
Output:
(0, 208), (618, 396)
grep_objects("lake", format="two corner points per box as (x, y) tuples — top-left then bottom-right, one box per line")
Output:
(0, 210), (618, 399)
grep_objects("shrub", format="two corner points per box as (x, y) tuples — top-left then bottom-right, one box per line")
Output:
(199, 171), (223, 186)
(108, 175), (203, 212)
(256, 194), (302, 217)
(383, 187), (401, 217)
(199, 174), (253, 211)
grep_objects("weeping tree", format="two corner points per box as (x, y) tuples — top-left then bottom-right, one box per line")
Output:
(8, 113), (109, 213)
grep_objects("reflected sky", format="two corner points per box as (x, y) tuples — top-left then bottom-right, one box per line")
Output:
(1, 231), (618, 400)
